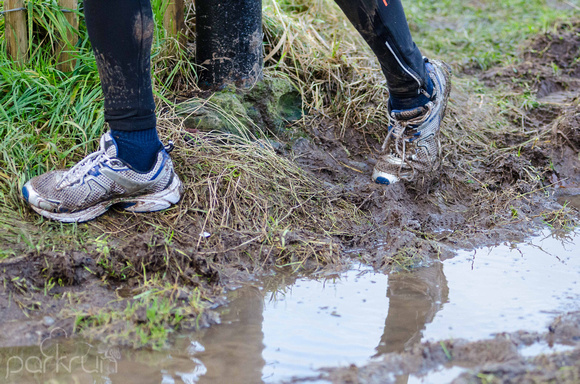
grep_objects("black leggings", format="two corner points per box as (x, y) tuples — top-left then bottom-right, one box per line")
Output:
(84, 0), (427, 132)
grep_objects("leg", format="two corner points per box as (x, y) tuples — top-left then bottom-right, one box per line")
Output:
(85, 0), (161, 173)
(376, 262), (448, 355)
(21, 0), (182, 223)
(333, 0), (431, 107)
(334, 0), (451, 185)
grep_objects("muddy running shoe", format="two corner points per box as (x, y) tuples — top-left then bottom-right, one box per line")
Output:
(373, 59), (451, 185)
(22, 132), (183, 223)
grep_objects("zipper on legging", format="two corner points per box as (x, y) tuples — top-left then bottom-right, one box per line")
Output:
(384, 40), (422, 93)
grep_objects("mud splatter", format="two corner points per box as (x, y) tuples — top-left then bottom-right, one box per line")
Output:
(133, 11), (154, 50)
(94, 51), (128, 108)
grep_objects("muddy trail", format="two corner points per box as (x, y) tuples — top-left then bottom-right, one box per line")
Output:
(2, 231), (579, 383)
(293, 20), (580, 254)
(1, 18), (580, 384)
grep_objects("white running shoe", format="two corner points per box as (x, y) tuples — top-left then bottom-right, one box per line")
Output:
(22, 132), (183, 223)
(373, 59), (451, 185)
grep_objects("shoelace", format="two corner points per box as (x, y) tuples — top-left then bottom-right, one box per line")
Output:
(381, 102), (433, 176)
(56, 136), (172, 190)
(57, 147), (108, 189)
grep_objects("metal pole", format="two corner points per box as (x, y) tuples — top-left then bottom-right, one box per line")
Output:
(196, 0), (263, 90)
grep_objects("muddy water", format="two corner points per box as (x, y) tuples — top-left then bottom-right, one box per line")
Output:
(558, 194), (580, 211)
(2, 230), (579, 384)
(422, 233), (580, 342)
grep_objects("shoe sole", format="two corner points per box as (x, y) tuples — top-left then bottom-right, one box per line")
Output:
(29, 175), (183, 223)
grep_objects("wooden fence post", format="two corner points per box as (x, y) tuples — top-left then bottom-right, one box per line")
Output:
(5, 0), (28, 66)
(163, 0), (185, 46)
(56, 0), (78, 71)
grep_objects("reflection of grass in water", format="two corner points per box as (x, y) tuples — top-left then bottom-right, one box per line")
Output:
(542, 202), (577, 232)
(74, 286), (205, 350)
(390, 246), (431, 272)
(0, 0), (578, 347)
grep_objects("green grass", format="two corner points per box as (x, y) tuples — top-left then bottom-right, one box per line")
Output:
(74, 284), (206, 349)
(406, 0), (580, 69)
(0, 0), (196, 252)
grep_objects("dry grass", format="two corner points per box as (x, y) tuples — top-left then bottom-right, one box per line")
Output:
(161, 120), (354, 267)
(80, 105), (359, 271)
(262, 0), (391, 138)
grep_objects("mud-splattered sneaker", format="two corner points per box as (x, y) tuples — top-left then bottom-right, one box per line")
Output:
(22, 132), (183, 223)
(373, 59), (451, 185)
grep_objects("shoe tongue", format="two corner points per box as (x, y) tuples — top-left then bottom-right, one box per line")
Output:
(100, 132), (119, 157)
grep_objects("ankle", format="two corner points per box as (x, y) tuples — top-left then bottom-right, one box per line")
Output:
(389, 75), (434, 111)
(110, 128), (163, 172)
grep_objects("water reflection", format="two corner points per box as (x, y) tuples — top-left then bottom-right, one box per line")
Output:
(3, 230), (579, 384)
(196, 287), (265, 384)
(190, 262), (448, 383)
(377, 262), (448, 355)
(148, 229), (580, 384)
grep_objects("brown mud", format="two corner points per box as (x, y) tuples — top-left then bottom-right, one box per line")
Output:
(289, 21), (580, 257)
(321, 311), (580, 384)
(1, 18), (580, 384)
(297, 21), (580, 384)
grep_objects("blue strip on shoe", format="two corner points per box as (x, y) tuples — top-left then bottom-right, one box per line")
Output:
(150, 152), (168, 180)
(117, 202), (137, 209)
(375, 177), (391, 185)
(22, 186), (29, 202)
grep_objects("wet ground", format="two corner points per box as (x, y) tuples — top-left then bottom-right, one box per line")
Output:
(2, 229), (579, 383)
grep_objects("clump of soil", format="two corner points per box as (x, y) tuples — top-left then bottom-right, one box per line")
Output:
(0, 243), (223, 348)
(480, 21), (580, 188)
(319, 311), (580, 384)
(482, 22), (580, 99)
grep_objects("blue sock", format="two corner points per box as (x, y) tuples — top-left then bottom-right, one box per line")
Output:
(110, 128), (163, 172)
(389, 75), (434, 111)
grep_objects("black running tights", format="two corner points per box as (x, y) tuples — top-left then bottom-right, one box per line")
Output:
(83, 0), (428, 132)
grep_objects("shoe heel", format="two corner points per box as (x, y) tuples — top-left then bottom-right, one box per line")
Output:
(121, 176), (183, 213)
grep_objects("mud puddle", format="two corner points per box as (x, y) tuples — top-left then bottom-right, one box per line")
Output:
(2, 229), (579, 384)
(558, 193), (580, 211)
